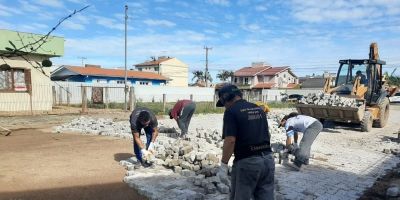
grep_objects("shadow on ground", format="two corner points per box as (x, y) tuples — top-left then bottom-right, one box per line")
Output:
(114, 153), (134, 162)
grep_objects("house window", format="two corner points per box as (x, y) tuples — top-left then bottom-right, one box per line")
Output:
(155, 67), (159, 71)
(234, 77), (237, 83)
(116, 80), (125, 84)
(138, 68), (142, 71)
(137, 81), (150, 85)
(244, 77), (249, 85)
(0, 68), (30, 92)
(284, 74), (286, 78)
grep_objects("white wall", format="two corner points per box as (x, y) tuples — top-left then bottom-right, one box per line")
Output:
(52, 81), (215, 104)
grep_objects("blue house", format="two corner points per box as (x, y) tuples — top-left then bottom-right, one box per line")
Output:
(51, 64), (168, 86)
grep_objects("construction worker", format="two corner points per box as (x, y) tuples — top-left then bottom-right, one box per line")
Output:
(279, 112), (322, 171)
(129, 107), (159, 167)
(355, 70), (368, 85)
(216, 84), (274, 200)
(168, 100), (196, 137)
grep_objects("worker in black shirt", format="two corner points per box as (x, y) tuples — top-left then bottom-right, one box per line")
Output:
(216, 84), (275, 200)
(129, 107), (159, 167)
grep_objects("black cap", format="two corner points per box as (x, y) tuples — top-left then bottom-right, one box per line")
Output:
(216, 84), (242, 107)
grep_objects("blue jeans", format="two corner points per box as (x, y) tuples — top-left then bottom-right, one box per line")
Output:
(230, 153), (275, 200)
(133, 126), (153, 163)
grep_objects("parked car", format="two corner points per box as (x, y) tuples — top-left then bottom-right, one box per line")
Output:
(288, 94), (303, 102)
(389, 92), (400, 103)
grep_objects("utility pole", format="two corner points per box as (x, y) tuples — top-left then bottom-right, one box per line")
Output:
(77, 57), (87, 66)
(204, 46), (212, 87)
(124, 5), (128, 112)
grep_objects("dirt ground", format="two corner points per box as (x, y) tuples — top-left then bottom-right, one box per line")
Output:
(0, 113), (147, 200)
(0, 106), (399, 200)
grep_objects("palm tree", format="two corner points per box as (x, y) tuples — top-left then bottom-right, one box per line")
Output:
(217, 70), (234, 82)
(192, 70), (204, 83)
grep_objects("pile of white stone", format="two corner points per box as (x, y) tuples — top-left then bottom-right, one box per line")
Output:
(54, 112), (290, 199)
(299, 92), (364, 107)
(53, 117), (133, 139)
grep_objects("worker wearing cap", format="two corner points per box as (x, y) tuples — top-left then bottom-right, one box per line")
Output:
(129, 107), (159, 167)
(216, 84), (274, 200)
(279, 112), (322, 171)
(169, 100), (196, 137)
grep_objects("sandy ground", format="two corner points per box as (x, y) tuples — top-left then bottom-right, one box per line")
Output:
(0, 114), (146, 200)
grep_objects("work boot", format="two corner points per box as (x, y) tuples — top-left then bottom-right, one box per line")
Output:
(284, 160), (302, 171)
(141, 161), (153, 168)
(290, 158), (309, 165)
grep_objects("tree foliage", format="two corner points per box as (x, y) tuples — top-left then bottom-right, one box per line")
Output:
(217, 70), (234, 82)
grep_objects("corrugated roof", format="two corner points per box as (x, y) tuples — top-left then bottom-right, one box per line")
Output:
(252, 82), (276, 89)
(300, 78), (325, 88)
(234, 66), (270, 77)
(66, 66), (168, 80)
(135, 57), (172, 66)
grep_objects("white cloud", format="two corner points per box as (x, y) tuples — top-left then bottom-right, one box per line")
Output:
(0, 20), (13, 29)
(0, 4), (22, 16)
(94, 16), (132, 31)
(143, 19), (176, 27)
(255, 5), (268, 11)
(206, 0), (230, 6)
(19, 0), (41, 12)
(290, 0), (400, 23)
(62, 21), (85, 30)
(225, 14), (234, 20)
(36, 0), (64, 8)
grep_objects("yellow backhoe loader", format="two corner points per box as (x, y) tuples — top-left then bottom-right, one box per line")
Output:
(296, 43), (394, 132)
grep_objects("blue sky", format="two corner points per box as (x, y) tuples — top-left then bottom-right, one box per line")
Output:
(1, 0), (400, 82)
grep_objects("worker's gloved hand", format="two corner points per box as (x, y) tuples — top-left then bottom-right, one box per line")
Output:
(148, 142), (155, 153)
(216, 162), (230, 186)
(140, 149), (152, 161)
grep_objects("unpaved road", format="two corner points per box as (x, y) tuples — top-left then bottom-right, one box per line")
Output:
(0, 121), (146, 200)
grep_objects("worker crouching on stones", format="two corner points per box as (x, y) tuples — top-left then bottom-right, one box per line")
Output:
(129, 107), (159, 167)
(279, 112), (323, 171)
(216, 84), (275, 200)
(168, 100), (196, 138)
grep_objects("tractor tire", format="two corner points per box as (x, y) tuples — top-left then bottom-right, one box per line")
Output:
(373, 98), (390, 128)
(361, 111), (373, 132)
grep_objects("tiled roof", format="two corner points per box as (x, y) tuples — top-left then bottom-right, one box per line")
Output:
(259, 67), (290, 75)
(66, 66), (168, 80)
(234, 66), (270, 77)
(252, 82), (276, 89)
(286, 83), (298, 88)
(135, 57), (172, 66)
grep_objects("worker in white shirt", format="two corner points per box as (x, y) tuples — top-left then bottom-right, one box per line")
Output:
(279, 112), (323, 171)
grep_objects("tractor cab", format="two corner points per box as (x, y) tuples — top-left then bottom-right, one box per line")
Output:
(334, 59), (386, 105)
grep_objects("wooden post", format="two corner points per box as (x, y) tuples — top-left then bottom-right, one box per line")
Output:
(52, 86), (56, 106)
(163, 94), (166, 113)
(66, 87), (70, 107)
(105, 87), (109, 109)
(58, 86), (63, 105)
(81, 86), (88, 113)
(129, 86), (135, 111)
(213, 93), (217, 108)
(190, 94), (193, 101)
